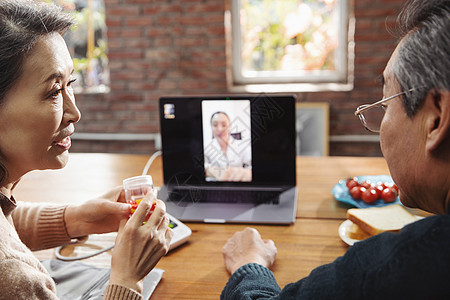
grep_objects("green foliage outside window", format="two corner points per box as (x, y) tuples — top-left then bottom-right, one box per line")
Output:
(240, 0), (338, 73)
(47, 0), (109, 92)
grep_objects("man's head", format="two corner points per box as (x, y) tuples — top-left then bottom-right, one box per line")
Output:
(393, 0), (449, 117)
(379, 0), (450, 214)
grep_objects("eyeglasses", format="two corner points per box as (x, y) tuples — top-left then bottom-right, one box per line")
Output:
(354, 88), (415, 133)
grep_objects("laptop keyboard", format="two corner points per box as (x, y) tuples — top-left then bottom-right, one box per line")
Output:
(166, 188), (281, 205)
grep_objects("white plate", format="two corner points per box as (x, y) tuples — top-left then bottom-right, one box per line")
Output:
(338, 219), (360, 246)
(338, 216), (424, 246)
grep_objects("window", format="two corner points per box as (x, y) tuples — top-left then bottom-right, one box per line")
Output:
(229, 0), (353, 92)
(49, 0), (109, 93)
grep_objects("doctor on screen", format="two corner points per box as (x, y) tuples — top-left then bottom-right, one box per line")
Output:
(204, 111), (252, 182)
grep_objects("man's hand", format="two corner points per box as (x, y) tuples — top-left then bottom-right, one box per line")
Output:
(222, 227), (277, 274)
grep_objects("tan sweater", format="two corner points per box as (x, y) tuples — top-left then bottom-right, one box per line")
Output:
(0, 193), (142, 300)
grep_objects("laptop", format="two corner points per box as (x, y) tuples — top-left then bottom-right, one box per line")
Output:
(157, 94), (297, 224)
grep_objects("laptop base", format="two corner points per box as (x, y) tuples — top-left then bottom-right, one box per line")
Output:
(159, 186), (297, 224)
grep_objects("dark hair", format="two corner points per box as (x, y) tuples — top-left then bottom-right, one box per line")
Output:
(393, 0), (450, 117)
(0, 0), (74, 184)
(0, 0), (74, 102)
(210, 111), (230, 139)
(210, 111), (230, 124)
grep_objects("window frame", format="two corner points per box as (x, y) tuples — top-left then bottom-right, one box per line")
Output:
(229, 0), (353, 91)
(52, 0), (109, 94)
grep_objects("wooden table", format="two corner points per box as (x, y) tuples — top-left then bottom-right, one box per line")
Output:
(13, 154), (430, 299)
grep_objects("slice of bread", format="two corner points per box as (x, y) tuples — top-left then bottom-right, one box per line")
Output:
(347, 221), (372, 240)
(347, 204), (417, 236)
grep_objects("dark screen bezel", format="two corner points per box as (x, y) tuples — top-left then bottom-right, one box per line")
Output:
(159, 94), (296, 188)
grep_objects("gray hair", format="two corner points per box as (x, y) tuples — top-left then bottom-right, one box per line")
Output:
(0, 0), (74, 185)
(393, 0), (450, 117)
(0, 0), (74, 102)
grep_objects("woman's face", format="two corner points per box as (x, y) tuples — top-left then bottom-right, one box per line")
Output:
(211, 113), (230, 141)
(0, 33), (80, 181)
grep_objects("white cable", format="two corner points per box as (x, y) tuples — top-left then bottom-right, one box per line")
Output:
(54, 151), (163, 261)
(141, 150), (162, 176)
(54, 244), (114, 261)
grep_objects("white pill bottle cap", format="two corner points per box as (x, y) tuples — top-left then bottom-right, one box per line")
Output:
(123, 175), (153, 189)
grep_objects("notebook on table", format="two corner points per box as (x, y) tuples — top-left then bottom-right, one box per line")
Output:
(157, 94), (297, 224)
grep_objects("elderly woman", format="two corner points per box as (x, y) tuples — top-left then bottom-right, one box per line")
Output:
(0, 1), (172, 299)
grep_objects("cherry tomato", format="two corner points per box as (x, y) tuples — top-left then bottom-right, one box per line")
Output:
(346, 177), (359, 190)
(376, 181), (388, 190)
(391, 184), (399, 194)
(362, 187), (378, 204)
(360, 180), (373, 189)
(344, 178), (399, 204)
(374, 185), (384, 198)
(381, 187), (398, 203)
(383, 182), (398, 192)
(350, 186), (364, 200)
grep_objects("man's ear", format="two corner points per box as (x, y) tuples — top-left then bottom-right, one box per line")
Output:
(425, 89), (450, 152)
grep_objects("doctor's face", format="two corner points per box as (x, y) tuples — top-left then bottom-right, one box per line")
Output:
(211, 112), (230, 141)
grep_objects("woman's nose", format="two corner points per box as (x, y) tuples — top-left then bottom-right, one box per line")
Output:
(63, 92), (81, 124)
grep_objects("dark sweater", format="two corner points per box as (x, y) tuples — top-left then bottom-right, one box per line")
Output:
(221, 214), (450, 299)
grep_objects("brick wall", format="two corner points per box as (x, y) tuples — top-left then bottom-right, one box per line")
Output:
(72, 0), (407, 157)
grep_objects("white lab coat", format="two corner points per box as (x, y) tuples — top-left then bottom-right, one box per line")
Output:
(204, 136), (252, 169)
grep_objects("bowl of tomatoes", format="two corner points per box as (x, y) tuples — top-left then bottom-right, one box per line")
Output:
(332, 175), (400, 208)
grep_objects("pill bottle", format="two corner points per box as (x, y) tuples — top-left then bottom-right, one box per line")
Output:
(123, 175), (155, 216)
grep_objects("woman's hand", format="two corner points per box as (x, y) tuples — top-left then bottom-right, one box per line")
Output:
(206, 166), (252, 182)
(64, 186), (130, 238)
(222, 227), (277, 274)
(109, 193), (173, 293)
(221, 167), (252, 181)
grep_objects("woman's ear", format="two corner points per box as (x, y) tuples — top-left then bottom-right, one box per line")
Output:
(425, 90), (450, 153)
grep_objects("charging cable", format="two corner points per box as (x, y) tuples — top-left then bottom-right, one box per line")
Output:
(141, 150), (162, 175)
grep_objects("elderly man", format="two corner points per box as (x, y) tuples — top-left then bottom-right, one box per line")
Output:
(221, 0), (450, 299)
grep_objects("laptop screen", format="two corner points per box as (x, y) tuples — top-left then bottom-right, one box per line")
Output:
(159, 94), (296, 188)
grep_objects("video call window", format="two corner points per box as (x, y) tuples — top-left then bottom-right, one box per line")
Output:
(202, 100), (252, 182)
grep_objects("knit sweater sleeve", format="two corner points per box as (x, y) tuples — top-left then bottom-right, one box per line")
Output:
(221, 263), (282, 299)
(221, 256), (362, 300)
(11, 201), (73, 251)
(0, 257), (59, 299)
(103, 284), (143, 300)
